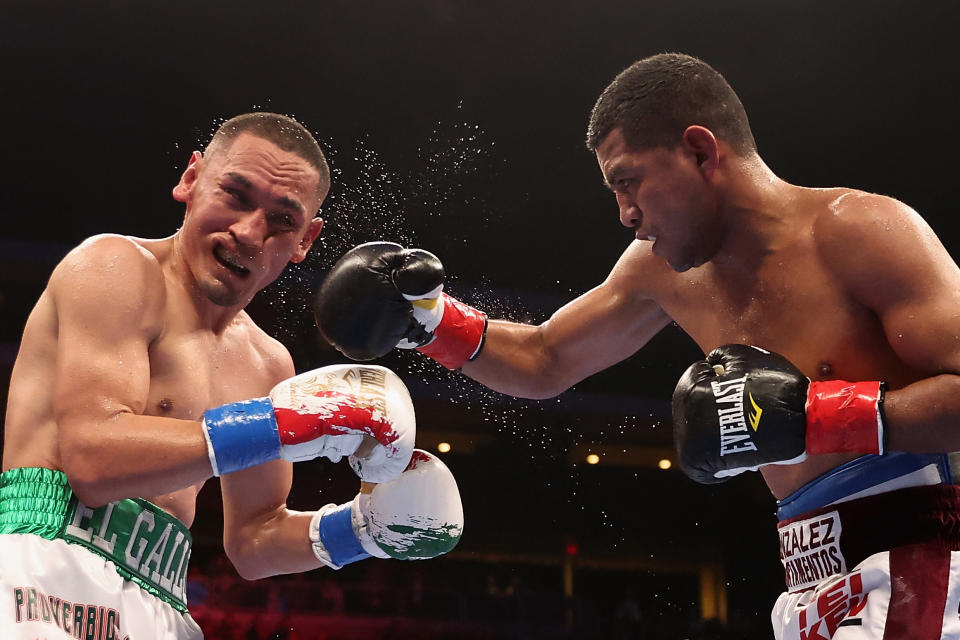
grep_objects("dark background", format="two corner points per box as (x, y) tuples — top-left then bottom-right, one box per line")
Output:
(2, 1), (958, 637)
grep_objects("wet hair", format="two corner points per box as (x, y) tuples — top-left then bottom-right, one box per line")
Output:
(586, 53), (757, 156)
(205, 112), (331, 193)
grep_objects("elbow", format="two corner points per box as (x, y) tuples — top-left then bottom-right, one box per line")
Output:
(223, 527), (277, 581)
(62, 460), (115, 508)
(522, 383), (567, 401)
(58, 416), (128, 507)
(523, 358), (576, 400)
(223, 540), (266, 581)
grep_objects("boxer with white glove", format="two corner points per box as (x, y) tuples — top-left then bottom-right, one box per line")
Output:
(672, 344), (886, 484)
(202, 364), (415, 483)
(313, 242), (487, 370)
(309, 450), (464, 569)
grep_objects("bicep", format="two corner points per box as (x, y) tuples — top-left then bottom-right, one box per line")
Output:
(51, 238), (161, 434)
(823, 198), (960, 374)
(875, 267), (960, 375)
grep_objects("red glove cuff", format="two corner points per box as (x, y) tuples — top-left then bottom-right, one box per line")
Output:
(416, 294), (487, 370)
(805, 380), (886, 455)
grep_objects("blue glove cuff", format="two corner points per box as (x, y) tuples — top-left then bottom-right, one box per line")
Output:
(319, 502), (372, 567)
(203, 397), (282, 475)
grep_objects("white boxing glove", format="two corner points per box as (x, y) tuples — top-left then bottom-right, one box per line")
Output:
(202, 364), (415, 483)
(309, 450), (464, 569)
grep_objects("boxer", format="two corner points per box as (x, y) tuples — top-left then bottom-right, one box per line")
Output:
(315, 54), (960, 636)
(2, 113), (462, 639)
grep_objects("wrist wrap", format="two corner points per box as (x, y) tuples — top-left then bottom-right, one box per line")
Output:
(201, 397), (281, 476)
(417, 294), (487, 370)
(315, 502), (371, 568)
(805, 380), (886, 455)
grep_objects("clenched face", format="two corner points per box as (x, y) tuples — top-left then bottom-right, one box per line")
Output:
(596, 128), (723, 272)
(173, 133), (325, 307)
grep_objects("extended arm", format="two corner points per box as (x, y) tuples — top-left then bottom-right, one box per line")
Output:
(315, 241), (672, 399)
(462, 280), (671, 398)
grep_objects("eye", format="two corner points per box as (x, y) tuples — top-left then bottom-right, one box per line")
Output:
(222, 186), (246, 204)
(270, 212), (297, 229)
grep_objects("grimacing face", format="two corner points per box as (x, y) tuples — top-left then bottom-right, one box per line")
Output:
(595, 128), (722, 272)
(172, 133), (325, 307)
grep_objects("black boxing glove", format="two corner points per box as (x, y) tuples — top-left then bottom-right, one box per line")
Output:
(672, 344), (886, 484)
(315, 242), (487, 369)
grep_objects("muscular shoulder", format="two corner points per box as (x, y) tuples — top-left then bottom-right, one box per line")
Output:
(813, 189), (937, 263)
(811, 188), (952, 307)
(813, 188), (923, 239)
(50, 234), (166, 331)
(232, 312), (296, 386)
(605, 239), (673, 296)
(53, 234), (163, 287)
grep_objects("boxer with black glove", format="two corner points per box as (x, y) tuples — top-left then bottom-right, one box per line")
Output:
(672, 344), (886, 484)
(314, 242), (487, 370)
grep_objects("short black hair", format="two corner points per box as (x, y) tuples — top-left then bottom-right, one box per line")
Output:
(206, 112), (331, 193)
(586, 53), (756, 156)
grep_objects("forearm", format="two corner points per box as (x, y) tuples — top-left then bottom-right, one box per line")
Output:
(882, 373), (960, 452)
(61, 412), (212, 506)
(225, 508), (322, 580)
(461, 320), (570, 399)
(461, 294), (668, 398)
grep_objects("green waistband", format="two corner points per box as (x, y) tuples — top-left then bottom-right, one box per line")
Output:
(0, 467), (192, 612)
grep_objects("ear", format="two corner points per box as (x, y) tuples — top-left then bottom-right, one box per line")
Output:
(681, 126), (719, 180)
(172, 151), (204, 203)
(290, 216), (324, 263)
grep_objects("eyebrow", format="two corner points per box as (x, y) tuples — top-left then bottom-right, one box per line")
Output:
(602, 167), (624, 189)
(224, 172), (305, 214)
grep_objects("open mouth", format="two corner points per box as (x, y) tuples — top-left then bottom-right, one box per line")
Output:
(213, 245), (250, 277)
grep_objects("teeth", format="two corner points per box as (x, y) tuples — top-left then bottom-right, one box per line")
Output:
(215, 246), (247, 273)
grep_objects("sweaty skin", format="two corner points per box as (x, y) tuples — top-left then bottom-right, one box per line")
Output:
(462, 127), (960, 499)
(3, 132), (331, 578)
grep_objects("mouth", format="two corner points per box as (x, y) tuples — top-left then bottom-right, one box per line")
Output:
(213, 244), (250, 277)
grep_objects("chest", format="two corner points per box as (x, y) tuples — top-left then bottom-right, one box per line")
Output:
(145, 331), (272, 420)
(654, 250), (898, 381)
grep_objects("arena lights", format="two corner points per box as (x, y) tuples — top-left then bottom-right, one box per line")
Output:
(437, 442), (452, 453)
(585, 454), (600, 465)
(658, 459), (672, 470)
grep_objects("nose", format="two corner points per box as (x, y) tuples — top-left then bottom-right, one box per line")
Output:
(229, 210), (268, 250)
(618, 198), (641, 229)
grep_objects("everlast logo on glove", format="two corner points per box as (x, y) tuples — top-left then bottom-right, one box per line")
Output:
(710, 375), (760, 456)
(672, 345), (810, 484)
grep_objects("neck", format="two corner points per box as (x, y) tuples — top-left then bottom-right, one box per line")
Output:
(710, 154), (801, 270)
(167, 232), (249, 334)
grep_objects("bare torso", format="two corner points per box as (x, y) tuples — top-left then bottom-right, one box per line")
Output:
(636, 187), (925, 498)
(2, 236), (288, 525)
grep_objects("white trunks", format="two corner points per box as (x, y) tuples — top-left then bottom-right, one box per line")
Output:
(772, 453), (960, 639)
(0, 467), (203, 639)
